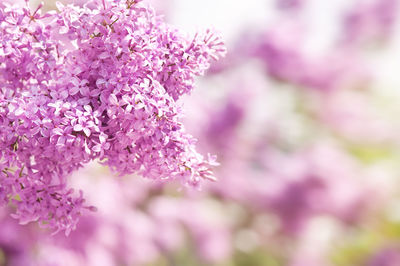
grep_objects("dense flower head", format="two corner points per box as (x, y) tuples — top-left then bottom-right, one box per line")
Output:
(0, 0), (225, 234)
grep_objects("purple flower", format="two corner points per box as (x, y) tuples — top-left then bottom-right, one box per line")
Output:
(0, 0), (225, 234)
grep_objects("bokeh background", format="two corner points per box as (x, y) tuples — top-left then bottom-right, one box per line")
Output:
(2, 0), (400, 265)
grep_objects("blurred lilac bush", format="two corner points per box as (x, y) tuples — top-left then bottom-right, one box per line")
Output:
(1, 0), (400, 265)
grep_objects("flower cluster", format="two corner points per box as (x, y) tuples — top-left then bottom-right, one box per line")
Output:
(0, 0), (225, 234)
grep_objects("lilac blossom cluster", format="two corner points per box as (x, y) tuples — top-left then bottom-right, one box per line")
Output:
(0, 0), (225, 234)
